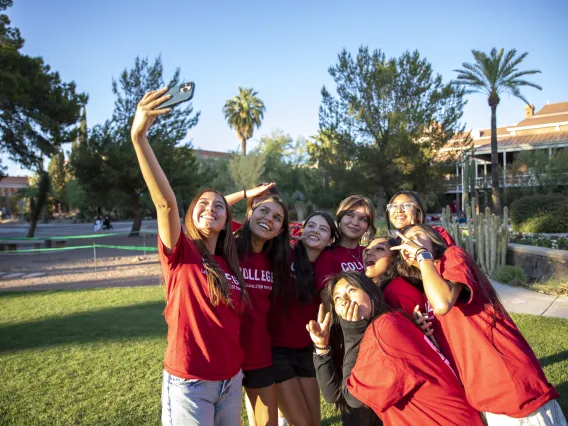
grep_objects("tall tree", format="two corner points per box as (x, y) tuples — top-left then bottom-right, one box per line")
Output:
(0, 0), (86, 236)
(223, 87), (265, 156)
(69, 56), (200, 234)
(454, 48), (541, 213)
(47, 149), (66, 209)
(318, 47), (468, 210)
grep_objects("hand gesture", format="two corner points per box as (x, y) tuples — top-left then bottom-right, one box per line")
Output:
(131, 88), (172, 141)
(337, 300), (362, 322)
(306, 303), (330, 347)
(389, 230), (425, 260)
(412, 305), (433, 337)
(247, 182), (276, 200)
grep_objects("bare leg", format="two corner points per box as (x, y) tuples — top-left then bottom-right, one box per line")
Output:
(298, 377), (320, 426)
(245, 385), (278, 426)
(275, 378), (312, 426)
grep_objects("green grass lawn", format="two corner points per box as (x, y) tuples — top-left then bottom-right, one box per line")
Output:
(1, 286), (567, 425)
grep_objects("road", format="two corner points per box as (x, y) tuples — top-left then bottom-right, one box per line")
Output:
(0, 220), (158, 238)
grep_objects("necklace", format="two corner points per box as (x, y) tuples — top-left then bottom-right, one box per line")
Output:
(344, 245), (362, 262)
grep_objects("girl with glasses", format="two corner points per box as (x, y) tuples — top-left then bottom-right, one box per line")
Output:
(386, 191), (454, 246)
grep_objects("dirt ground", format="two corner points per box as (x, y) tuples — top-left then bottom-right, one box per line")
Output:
(0, 234), (162, 292)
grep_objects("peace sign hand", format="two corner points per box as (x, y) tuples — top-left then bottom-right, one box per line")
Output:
(131, 88), (172, 141)
(389, 230), (425, 260)
(306, 303), (331, 348)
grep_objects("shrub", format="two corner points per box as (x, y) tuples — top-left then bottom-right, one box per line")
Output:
(491, 265), (528, 286)
(510, 194), (568, 233)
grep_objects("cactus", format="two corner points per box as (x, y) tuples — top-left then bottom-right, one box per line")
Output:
(442, 198), (509, 275)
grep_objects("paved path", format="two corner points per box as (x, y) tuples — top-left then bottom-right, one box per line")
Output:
(490, 279), (568, 320)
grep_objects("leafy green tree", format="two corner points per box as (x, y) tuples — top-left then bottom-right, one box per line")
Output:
(318, 47), (468, 211)
(223, 87), (266, 156)
(228, 153), (266, 190)
(454, 48), (541, 213)
(0, 0), (86, 235)
(69, 56), (200, 234)
(48, 149), (66, 206)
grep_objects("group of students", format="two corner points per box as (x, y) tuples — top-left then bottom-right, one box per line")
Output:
(131, 88), (566, 426)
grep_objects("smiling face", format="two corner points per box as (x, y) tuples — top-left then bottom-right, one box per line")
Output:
(302, 214), (333, 251)
(401, 225), (435, 266)
(248, 200), (285, 243)
(338, 206), (370, 242)
(332, 278), (372, 320)
(363, 237), (393, 279)
(388, 194), (419, 230)
(191, 192), (227, 235)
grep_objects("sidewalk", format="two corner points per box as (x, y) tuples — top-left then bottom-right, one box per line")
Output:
(490, 279), (568, 320)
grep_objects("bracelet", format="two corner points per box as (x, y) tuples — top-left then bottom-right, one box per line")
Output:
(314, 344), (330, 351)
(414, 247), (427, 259)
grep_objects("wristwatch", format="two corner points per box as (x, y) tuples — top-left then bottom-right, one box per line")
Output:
(416, 251), (434, 263)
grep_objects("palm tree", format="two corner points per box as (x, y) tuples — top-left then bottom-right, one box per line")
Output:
(454, 48), (541, 214)
(223, 87), (266, 156)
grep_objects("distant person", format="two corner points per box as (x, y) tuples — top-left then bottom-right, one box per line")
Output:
(93, 216), (102, 232)
(450, 200), (457, 214)
(103, 216), (113, 230)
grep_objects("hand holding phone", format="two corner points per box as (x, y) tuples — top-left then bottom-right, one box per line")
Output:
(153, 82), (195, 110)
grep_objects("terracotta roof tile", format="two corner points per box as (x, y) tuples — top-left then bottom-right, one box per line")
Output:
(474, 131), (568, 150)
(535, 102), (568, 116)
(514, 112), (568, 128)
(0, 176), (30, 185)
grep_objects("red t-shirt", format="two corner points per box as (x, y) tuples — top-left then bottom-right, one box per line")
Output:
(240, 252), (274, 370)
(383, 277), (423, 317)
(432, 246), (559, 417)
(432, 225), (455, 246)
(347, 312), (483, 426)
(314, 245), (365, 288)
(158, 229), (244, 381)
(268, 251), (324, 348)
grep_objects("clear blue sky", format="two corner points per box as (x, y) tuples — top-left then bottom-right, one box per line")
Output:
(3, 0), (567, 175)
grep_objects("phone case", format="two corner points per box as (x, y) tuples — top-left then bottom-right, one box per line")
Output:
(154, 82), (195, 110)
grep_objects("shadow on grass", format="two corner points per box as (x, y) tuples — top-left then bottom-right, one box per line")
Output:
(540, 350), (568, 368)
(0, 301), (166, 352)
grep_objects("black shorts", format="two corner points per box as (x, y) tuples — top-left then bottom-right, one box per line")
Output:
(242, 365), (275, 389)
(272, 345), (316, 384)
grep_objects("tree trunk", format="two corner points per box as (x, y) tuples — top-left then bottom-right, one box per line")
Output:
(130, 192), (142, 236)
(241, 137), (247, 156)
(26, 171), (50, 238)
(490, 105), (502, 215)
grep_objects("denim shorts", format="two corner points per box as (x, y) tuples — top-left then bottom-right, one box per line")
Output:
(161, 370), (243, 426)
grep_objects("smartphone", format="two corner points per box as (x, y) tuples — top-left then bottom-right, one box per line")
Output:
(153, 82), (195, 110)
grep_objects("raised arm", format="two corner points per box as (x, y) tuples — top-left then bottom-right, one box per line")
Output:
(225, 182), (276, 207)
(130, 88), (180, 253)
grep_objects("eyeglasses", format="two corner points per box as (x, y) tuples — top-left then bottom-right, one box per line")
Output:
(386, 202), (416, 213)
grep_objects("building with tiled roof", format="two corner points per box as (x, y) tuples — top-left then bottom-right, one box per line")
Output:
(0, 176), (30, 216)
(441, 101), (568, 205)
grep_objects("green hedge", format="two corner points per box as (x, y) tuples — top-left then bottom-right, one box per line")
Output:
(491, 265), (528, 286)
(510, 194), (568, 233)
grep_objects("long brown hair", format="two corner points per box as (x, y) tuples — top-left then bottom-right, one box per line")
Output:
(401, 224), (506, 319)
(235, 194), (290, 301)
(326, 271), (390, 412)
(335, 195), (377, 242)
(185, 189), (247, 307)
